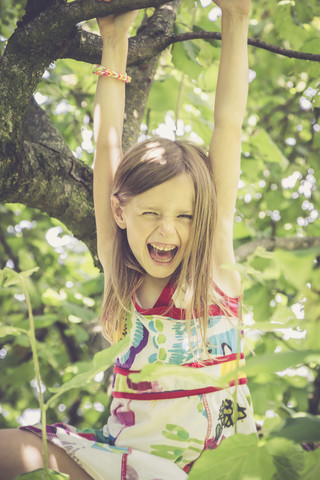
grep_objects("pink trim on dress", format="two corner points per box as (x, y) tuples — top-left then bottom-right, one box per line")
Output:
(112, 378), (248, 401)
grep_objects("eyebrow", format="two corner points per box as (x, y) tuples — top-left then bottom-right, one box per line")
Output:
(137, 205), (194, 214)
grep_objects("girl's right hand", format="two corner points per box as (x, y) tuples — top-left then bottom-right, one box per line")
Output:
(213, 0), (251, 16)
(96, 2), (139, 40)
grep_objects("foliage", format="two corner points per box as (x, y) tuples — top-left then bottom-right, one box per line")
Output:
(0, 205), (109, 432)
(1, 0), (320, 478)
(188, 434), (320, 480)
(0, 0), (27, 56)
(1, 266), (128, 480)
(14, 469), (69, 480)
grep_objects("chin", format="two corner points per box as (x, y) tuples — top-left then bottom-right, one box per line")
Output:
(146, 265), (176, 280)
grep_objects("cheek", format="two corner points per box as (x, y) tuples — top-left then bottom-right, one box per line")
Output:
(126, 222), (147, 251)
(179, 224), (192, 246)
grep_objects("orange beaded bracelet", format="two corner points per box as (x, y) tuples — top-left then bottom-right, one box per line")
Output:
(93, 64), (131, 83)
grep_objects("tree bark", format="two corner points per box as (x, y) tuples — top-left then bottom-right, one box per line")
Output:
(235, 236), (320, 262)
(123, 0), (181, 151)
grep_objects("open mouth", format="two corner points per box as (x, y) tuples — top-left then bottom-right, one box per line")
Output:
(147, 243), (178, 264)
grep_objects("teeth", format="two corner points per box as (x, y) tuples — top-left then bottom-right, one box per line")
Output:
(149, 244), (176, 252)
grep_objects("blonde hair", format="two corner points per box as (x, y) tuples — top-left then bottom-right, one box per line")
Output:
(101, 138), (223, 355)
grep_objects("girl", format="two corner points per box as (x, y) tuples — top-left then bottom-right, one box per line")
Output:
(0, 0), (256, 479)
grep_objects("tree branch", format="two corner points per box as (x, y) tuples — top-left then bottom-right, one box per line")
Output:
(123, 1), (181, 150)
(61, 29), (320, 67)
(13, 0), (175, 52)
(235, 236), (320, 262)
(0, 99), (98, 260)
(169, 32), (320, 63)
(22, 0), (66, 24)
(0, 0), (174, 147)
(18, 138), (97, 258)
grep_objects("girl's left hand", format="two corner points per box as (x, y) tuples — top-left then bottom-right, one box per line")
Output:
(96, 0), (138, 40)
(213, 0), (251, 15)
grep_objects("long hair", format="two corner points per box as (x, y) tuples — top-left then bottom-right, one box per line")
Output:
(100, 137), (220, 355)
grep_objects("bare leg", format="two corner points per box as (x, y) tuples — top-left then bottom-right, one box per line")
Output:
(0, 429), (94, 480)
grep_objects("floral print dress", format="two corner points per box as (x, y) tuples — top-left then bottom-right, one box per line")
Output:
(20, 282), (256, 480)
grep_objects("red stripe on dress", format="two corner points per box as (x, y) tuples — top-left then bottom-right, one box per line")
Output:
(202, 393), (213, 449)
(184, 352), (245, 367)
(121, 453), (128, 480)
(112, 377), (247, 400)
(133, 301), (238, 319)
(114, 366), (140, 376)
(133, 282), (239, 319)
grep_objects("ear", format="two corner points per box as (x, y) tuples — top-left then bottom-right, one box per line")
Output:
(111, 195), (127, 229)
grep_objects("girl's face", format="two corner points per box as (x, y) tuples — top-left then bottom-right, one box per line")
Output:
(114, 174), (195, 280)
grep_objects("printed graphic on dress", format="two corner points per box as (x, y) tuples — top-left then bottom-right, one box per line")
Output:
(204, 398), (247, 451)
(150, 424), (203, 467)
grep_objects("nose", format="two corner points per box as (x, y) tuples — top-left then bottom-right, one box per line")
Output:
(157, 217), (176, 237)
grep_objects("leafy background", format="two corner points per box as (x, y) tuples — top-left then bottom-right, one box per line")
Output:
(0, 0), (320, 478)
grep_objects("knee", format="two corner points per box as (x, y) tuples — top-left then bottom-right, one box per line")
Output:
(0, 428), (93, 480)
(0, 428), (49, 479)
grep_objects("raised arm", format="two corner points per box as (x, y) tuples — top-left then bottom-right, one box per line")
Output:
(93, 7), (138, 272)
(209, 0), (251, 295)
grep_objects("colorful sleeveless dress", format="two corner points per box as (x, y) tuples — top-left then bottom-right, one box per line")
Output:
(20, 282), (256, 480)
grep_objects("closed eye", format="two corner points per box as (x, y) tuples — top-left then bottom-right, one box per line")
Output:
(142, 211), (158, 216)
(178, 214), (193, 219)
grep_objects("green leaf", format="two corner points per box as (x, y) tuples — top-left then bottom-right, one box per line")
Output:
(131, 351), (320, 391)
(300, 39), (320, 55)
(13, 468), (69, 479)
(198, 64), (219, 92)
(274, 2), (309, 49)
(250, 129), (289, 168)
(244, 283), (273, 323)
(233, 219), (252, 240)
(129, 362), (226, 389)
(299, 449), (320, 480)
(243, 351), (320, 379)
(265, 438), (306, 480)
(146, 75), (180, 114)
(250, 246), (276, 260)
(268, 416), (320, 443)
(172, 41), (202, 80)
(312, 88), (320, 108)
(188, 434), (275, 480)
(19, 314), (60, 330)
(46, 336), (130, 408)
(293, 0), (315, 23)
(3, 267), (39, 287)
(274, 249), (316, 290)
(62, 301), (96, 322)
(0, 325), (29, 337)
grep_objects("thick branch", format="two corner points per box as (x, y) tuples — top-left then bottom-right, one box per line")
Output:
(22, 0), (66, 24)
(0, 0), (174, 146)
(122, 1), (181, 150)
(235, 236), (320, 262)
(0, 99), (97, 259)
(12, 0), (175, 52)
(20, 140), (97, 255)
